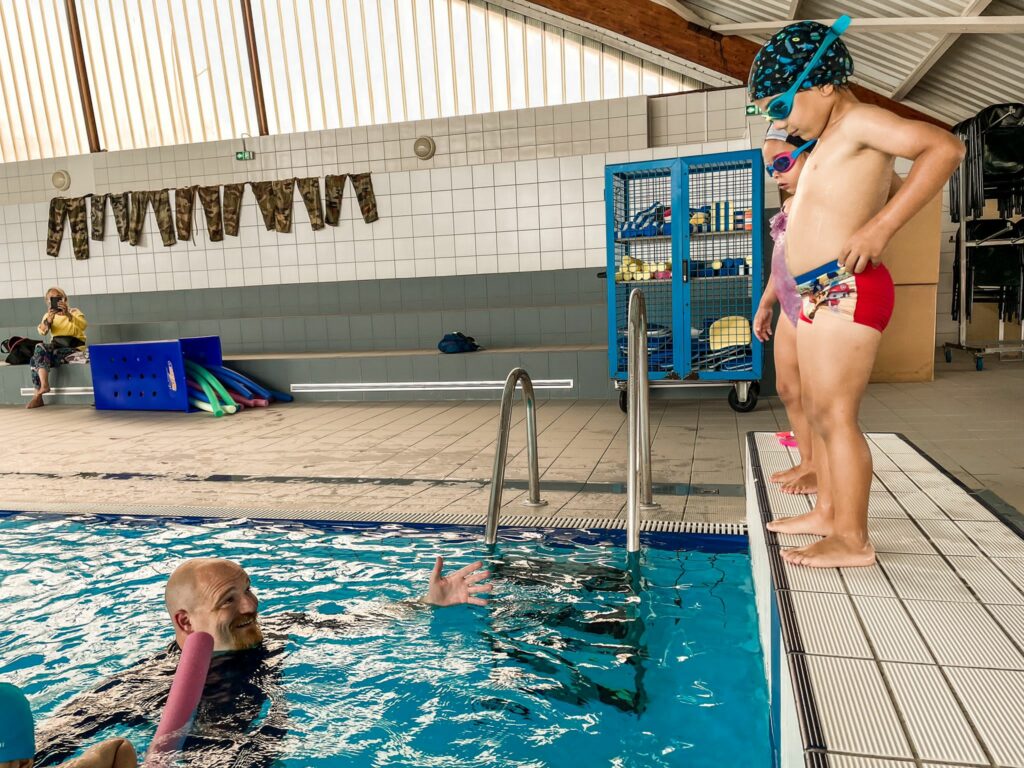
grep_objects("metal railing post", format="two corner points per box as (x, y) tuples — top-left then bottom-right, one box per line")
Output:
(627, 288), (658, 554)
(484, 368), (547, 545)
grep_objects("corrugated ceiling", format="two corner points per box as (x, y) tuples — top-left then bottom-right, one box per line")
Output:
(679, 0), (1024, 124)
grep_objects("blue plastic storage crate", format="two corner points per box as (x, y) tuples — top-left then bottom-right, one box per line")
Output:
(90, 336), (222, 411)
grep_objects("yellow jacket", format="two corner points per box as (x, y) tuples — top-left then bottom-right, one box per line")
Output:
(38, 309), (88, 343)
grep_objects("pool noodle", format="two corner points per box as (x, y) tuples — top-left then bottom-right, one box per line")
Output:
(188, 397), (222, 416)
(213, 366), (291, 403)
(146, 631), (213, 764)
(185, 362), (237, 413)
(218, 364), (290, 403)
(210, 368), (255, 398)
(227, 388), (266, 408)
(210, 366), (270, 400)
(188, 373), (223, 417)
(189, 379), (244, 411)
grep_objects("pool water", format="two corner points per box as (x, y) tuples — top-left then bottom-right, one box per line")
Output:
(0, 513), (770, 767)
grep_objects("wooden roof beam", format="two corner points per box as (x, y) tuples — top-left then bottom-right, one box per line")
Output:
(524, 0), (949, 126)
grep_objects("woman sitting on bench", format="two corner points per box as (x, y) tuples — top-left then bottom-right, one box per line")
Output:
(27, 287), (87, 410)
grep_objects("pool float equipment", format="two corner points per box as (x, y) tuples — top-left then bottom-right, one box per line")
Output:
(208, 365), (293, 403)
(186, 379), (239, 415)
(181, 361), (292, 415)
(0, 682), (35, 762)
(145, 631), (214, 766)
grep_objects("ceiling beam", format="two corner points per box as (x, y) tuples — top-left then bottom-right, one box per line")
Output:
(787, 0), (801, 20)
(239, 0), (269, 136)
(711, 15), (1024, 34)
(890, 0), (992, 101)
(63, 0), (101, 152)
(524, 0), (949, 126)
(648, 0), (706, 25)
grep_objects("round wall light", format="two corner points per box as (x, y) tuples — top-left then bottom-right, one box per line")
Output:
(413, 136), (436, 160)
(51, 170), (71, 191)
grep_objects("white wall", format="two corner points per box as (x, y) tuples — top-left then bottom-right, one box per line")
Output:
(0, 92), (755, 302)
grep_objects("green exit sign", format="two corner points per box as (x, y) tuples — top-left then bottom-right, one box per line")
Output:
(235, 150), (255, 161)
(745, 104), (758, 115)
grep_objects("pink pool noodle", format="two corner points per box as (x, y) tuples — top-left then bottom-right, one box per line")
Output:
(228, 388), (268, 407)
(146, 631), (213, 763)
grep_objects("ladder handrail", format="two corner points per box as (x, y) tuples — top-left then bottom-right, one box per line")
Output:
(484, 367), (547, 545)
(626, 288), (656, 553)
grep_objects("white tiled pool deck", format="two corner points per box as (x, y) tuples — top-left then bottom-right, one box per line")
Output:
(749, 430), (1024, 768)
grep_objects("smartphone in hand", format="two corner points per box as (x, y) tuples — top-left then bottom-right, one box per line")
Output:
(50, 296), (60, 311)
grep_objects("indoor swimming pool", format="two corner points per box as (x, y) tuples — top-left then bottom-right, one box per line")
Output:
(0, 512), (770, 767)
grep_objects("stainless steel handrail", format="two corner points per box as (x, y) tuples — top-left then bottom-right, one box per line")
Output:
(626, 288), (658, 553)
(484, 367), (547, 545)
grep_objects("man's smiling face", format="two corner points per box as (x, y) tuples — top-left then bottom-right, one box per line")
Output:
(169, 559), (264, 652)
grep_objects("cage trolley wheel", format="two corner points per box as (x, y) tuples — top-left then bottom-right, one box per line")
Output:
(728, 381), (760, 413)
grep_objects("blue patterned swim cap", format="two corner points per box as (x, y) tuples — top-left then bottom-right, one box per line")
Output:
(747, 20), (854, 101)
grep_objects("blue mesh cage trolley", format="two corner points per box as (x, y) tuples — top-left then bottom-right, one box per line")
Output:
(605, 150), (765, 412)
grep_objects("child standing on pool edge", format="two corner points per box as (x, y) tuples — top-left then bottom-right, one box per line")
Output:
(754, 128), (817, 496)
(748, 16), (964, 568)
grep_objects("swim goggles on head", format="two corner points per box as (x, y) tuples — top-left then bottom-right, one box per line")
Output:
(765, 139), (817, 175)
(756, 14), (851, 121)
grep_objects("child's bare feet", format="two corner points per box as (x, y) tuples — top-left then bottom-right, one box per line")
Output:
(781, 536), (876, 568)
(770, 466), (802, 484)
(781, 469), (818, 495)
(765, 506), (832, 536)
(770, 462), (811, 487)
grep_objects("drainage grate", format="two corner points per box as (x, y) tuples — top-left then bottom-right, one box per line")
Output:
(2, 502), (745, 536)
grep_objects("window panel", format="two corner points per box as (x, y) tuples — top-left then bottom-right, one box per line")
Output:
(524, 17), (544, 108)
(0, 0), (702, 161)
(563, 32), (582, 105)
(505, 13), (526, 110)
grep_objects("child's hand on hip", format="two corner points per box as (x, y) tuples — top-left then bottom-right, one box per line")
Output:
(839, 222), (890, 274)
(753, 305), (774, 342)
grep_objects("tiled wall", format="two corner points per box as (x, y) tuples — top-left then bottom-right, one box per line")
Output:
(649, 88), (751, 146)
(0, 92), (755, 305)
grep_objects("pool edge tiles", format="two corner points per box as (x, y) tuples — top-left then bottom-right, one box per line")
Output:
(746, 430), (1024, 768)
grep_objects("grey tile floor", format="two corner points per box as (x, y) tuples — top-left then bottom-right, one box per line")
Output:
(752, 430), (1024, 767)
(0, 353), (1019, 523)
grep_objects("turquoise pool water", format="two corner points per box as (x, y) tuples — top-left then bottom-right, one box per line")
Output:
(0, 513), (770, 767)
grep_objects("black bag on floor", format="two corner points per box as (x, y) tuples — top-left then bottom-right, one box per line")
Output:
(2, 336), (42, 365)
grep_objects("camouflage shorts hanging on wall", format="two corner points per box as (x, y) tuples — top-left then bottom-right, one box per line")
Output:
(90, 192), (130, 242)
(250, 181), (276, 231)
(47, 196), (90, 259)
(175, 185), (224, 242)
(324, 173), (378, 225)
(295, 177), (325, 230)
(222, 183), (246, 236)
(128, 190), (177, 247)
(250, 179), (297, 233)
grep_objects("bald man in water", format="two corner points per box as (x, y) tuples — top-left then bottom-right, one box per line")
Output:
(33, 556), (491, 767)
(164, 556), (491, 652)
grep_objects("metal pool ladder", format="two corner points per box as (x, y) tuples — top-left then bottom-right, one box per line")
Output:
(484, 367), (548, 545)
(626, 288), (659, 553)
